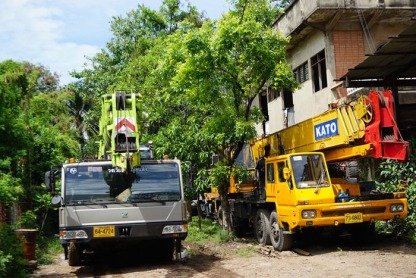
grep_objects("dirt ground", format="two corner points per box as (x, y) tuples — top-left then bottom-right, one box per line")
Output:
(31, 234), (416, 278)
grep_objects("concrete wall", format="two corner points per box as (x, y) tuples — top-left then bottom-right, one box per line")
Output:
(254, 0), (416, 137)
(275, 0), (416, 37)
(289, 31), (336, 124)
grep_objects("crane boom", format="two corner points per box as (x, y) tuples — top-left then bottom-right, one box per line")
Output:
(98, 90), (141, 172)
(253, 90), (409, 163)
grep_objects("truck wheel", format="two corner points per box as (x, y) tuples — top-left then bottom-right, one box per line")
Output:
(68, 242), (82, 266)
(270, 211), (293, 251)
(254, 209), (271, 245)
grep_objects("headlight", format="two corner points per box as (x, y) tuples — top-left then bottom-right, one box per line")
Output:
(162, 224), (188, 234)
(390, 204), (404, 212)
(302, 210), (317, 219)
(60, 230), (88, 240)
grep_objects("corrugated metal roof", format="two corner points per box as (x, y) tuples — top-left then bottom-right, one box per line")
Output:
(342, 20), (416, 87)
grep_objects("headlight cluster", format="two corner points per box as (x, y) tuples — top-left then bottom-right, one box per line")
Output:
(162, 224), (188, 234)
(390, 204), (404, 212)
(302, 210), (317, 219)
(60, 230), (88, 240)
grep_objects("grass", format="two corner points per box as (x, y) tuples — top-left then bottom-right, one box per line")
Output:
(185, 216), (232, 245)
(185, 216), (258, 258)
(234, 245), (257, 257)
(36, 236), (62, 265)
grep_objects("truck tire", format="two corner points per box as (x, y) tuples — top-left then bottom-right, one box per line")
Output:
(68, 242), (82, 266)
(254, 209), (271, 245)
(270, 211), (293, 251)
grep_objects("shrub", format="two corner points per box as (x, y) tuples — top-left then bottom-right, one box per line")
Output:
(376, 137), (416, 241)
(0, 224), (28, 277)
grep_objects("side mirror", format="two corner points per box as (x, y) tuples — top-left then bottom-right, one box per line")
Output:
(45, 169), (57, 194)
(51, 195), (62, 206)
(283, 167), (291, 181)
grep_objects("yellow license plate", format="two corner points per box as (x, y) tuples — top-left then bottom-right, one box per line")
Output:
(345, 212), (363, 224)
(93, 226), (115, 237)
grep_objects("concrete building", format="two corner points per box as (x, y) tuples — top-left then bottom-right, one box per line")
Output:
(255, 0), (416, 138)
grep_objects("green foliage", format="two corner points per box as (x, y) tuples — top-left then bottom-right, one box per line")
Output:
(0, 172), (23, 204)
(18, 211), (38, 229)
(376, 137), (416, 240)
(0, 225), (27, 278)
(185, 216), (232, 244)
(36, 237), (62, 265)
(209, 163), (232, 191)
(194, 169), (212, 194)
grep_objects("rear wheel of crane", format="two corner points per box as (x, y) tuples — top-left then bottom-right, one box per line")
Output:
(270, 211), (293, 251)
(68, 242), (82, 266)
(254, 209), (271, 245)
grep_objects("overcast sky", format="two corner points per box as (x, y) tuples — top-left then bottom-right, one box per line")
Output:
(0, 0), (230, 85)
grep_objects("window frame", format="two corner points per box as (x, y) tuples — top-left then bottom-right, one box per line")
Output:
(311, 49), (328, 93)
(293, 61), (309, 84)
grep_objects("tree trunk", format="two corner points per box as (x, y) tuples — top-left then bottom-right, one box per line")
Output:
(219, 182), (232, 233)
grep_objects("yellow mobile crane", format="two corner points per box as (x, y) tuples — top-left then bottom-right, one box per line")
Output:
(207, 90), (408, 251)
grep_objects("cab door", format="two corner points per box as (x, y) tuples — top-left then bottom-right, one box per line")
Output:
(271, 158), (297, 223)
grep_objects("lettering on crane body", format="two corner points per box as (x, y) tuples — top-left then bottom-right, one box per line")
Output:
(314, 119), (339, 140)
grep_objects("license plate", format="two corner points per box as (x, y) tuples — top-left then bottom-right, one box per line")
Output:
(345, 212), (363, 224)
(93, 226), (115, 237)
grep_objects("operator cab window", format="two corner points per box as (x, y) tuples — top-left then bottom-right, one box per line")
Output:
(277, 162), (286, 182)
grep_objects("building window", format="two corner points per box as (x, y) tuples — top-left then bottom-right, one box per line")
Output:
(293, 61), (309, 83)
(259, 91), (269, 122)
(267, 85), (280, 102)
(311, 50), (327, 92)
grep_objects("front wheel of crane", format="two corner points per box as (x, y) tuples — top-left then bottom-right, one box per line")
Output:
(269, 211), (293, 251)
(68, 242), (82, 266)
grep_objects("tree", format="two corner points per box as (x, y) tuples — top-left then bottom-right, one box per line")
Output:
(70, 0), (297, 233)
(148, 0), (297, 231)
(0, 59), (79, 231)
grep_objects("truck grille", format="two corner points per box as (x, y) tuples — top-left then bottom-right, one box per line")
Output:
(321, 207), (386, 217)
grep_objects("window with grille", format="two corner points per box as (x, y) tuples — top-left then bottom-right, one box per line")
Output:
(293, 61), (309, 83)
(267, 86), (280, 102)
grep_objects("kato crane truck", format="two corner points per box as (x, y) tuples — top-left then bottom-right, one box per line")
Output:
(207, 89), (408, 251)
(45, 90), (188, 266)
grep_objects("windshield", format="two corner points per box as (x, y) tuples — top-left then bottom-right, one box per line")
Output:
(290, 154), (329, 189)
(63, 162), (181, 204)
